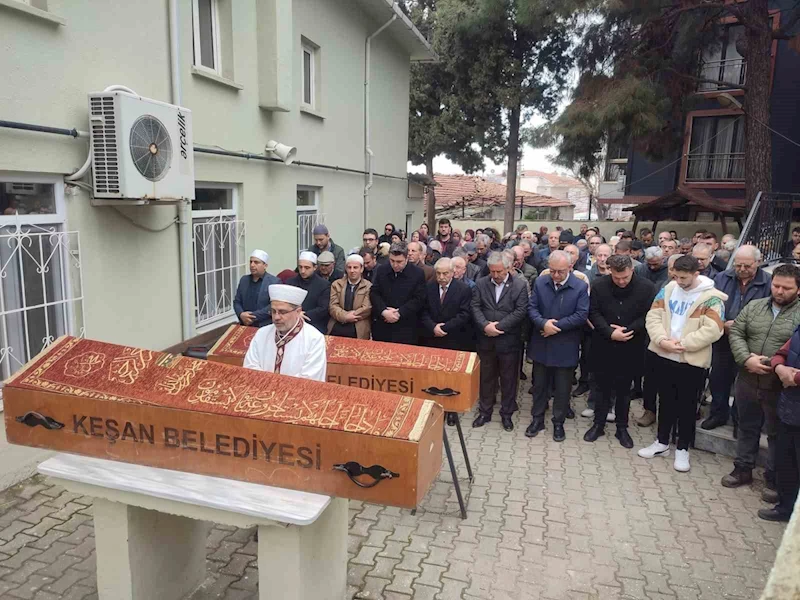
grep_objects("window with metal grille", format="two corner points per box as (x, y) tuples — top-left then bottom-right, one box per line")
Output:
(686, 116), (745, 182)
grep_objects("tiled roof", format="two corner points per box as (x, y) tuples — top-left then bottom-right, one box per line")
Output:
(622, 187), (745, 215)
(433, 174), (573, 208)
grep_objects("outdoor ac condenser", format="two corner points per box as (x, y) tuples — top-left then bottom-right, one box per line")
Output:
(88, 91), (195, 201)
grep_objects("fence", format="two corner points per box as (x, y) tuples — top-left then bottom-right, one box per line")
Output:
(736, 192), (800, 264)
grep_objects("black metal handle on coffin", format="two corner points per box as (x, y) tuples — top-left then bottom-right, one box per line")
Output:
(15, 412), (64, 430)
(333, 462), (399, 488)
(421, 387), (459, 397)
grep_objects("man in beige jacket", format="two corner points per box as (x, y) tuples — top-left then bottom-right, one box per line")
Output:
(327, 254), (372, 339)
(638, 255), (727, 473)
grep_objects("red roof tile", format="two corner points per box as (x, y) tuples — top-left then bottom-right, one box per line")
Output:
(432, 174), (573, 209)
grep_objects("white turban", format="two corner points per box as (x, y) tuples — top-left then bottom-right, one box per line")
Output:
(250, 249), (269, 264)
(345, 254), (364, 266)
(298, 251), (317, 265)
(268, 284), (307, 307)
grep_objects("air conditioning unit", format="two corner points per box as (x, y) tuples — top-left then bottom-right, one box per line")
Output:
(88, 91), (194, 201)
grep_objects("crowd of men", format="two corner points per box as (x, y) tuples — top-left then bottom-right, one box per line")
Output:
(233, 219), (800, 524)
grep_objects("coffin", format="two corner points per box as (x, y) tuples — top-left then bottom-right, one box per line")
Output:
(3, 336), (443, 508)
(208, 325), (480, 413)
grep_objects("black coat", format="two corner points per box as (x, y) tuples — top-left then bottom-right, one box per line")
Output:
(471, 273), (529, 354)
(286, 273), (331, 333)
(370, 262), (427, 344)
(420, 278), (474, 350)
(589, 273), (655, 371)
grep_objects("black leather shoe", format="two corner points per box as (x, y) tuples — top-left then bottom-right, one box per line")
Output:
(701, 414), (728, 430)
(501, 416), (514, 432)
(566, 407), (575, 419)
(553, 423), (566, 442)
(761, 488), (780, 504)
(525, 419), (545, 438)
(519, 371), (528, 381)
(572, 382), (590, 397)
(527, 385), (534, 394)
(472, 415), (490, 428)
(446, 413), (458, 427)
(758, 507), (791, 522)
(721, 466), (753, 488)
(583, 424), (605, 442)
(615, 428), (634, 449)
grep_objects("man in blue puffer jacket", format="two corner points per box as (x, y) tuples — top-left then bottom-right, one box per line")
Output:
(764, 327), (800, 522)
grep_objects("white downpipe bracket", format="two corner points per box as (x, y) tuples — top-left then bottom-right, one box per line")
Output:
(168, 0), (194, 341)
(363, 14), (397, 230)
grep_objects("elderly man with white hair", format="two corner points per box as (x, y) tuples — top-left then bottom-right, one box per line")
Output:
(408, 241), (434, 282)
(327, 254), (372, 340)
(701, 245), (772, 432)
(450, 256), (475, 288)
(244, 284), (327, 381)
(471, 251), (530, 432)
(233, 249), (280, 327)
(526, 250), (590, 442)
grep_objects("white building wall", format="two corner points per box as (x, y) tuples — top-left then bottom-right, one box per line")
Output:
(0, 0), (419, 351)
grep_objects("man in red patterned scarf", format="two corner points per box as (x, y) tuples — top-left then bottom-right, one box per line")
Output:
(243, 284), (327, 382)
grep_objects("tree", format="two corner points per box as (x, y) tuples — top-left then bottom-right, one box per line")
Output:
(404, 1), (484, 233)
(434, 0), (578, 233)
(544, 0), (800, 210)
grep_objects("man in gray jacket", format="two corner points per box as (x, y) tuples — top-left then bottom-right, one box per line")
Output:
(471, 251), (530, 432)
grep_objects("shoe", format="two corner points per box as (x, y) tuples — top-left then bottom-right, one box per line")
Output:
(615, 428), (634, 449)
(583, 424), (605, 442)
(501, 416), (514, 432)
(765, 470), (777, 490)
(606, 410), (616, 423)
(525, 419), (545, 438)
(721, 466), (753, 488)
(636, 410), (656, 427)
(701, 414), (728, 430)
(581, 408), (595, 418)
(758, 507), (791, 522)
(761, 488), (780, 504)
(631, 389), (643, 400)
(566, 407), (575, 419)
(638, 441), (670, 459)
(520, 371), (528, 381)
(674, 449), (691, 472)
(446, 413), (458, 427)
(572, 382), (590, 397)
(472, 415), (490, 428)
(553, 423), (566, 442)
(527, 385), (534, 394)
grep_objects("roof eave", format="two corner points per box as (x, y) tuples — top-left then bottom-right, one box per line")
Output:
(355, 0), (438, 62)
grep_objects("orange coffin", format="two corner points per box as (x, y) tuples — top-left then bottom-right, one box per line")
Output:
(208, 325), (480, 413)
(3, 336), (443, 508)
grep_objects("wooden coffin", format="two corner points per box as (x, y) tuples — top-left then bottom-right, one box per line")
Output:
(208, 325), (480, 413)
(3, 336), (443, 508)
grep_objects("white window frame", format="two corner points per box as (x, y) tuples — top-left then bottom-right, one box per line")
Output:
(0, 173), (83, 411)
(302, 43), (316, 108)
(192, 0), (222, 76)
(192, 183), (246, 331)
(297, 185), (322, 254)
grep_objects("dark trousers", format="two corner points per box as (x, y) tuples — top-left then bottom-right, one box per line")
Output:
(478, 348), (520, 419)
(709, 346), (737, 422)
(733, 378), (778, 472)
(531, 363), (573, 424)
(643, 350), (658, 413)
(775, 420), (800, 515)
(578, 330), (591, 385)
(631, 347), (645, 395)
(595, 369), (633, 428)
(654, 355), (705, 451)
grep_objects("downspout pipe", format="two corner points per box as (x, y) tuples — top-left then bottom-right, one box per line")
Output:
(364, 14), (397, 230)
(168, 0), (194, 342)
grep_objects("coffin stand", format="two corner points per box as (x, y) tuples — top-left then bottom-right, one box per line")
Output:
(4, 336), (443, 509)
(208, 325), (478, 517)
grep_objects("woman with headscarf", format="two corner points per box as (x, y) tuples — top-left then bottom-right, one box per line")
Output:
(379, 223), (396, 244)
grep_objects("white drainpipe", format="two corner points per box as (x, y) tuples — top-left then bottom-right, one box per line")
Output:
(168, 0), (195, 341)
(363, 14), (397, 229)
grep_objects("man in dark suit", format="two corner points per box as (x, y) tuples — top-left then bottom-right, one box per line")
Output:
(286, 251), (331, 333)
(233, 249), (279, 327)
(526, 250), (590, 442)
(370, 242), (427, 345)
(471, 251), (530, 432)
(421, 258), (473, 351)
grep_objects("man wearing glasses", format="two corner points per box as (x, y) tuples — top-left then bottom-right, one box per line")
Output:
(362, 228), (387, 265)
(702, 245), (772, 431)
(243, 284), (327, 382)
